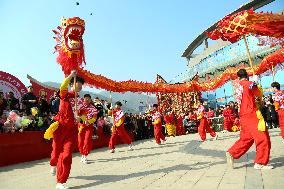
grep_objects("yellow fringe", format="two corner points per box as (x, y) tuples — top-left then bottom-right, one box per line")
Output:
(44, 121), (59, 140)
(256, 110), (266, 132)
(166, 124), (176, 136)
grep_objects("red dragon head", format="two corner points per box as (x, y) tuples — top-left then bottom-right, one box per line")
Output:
(53, 17), (86, 75)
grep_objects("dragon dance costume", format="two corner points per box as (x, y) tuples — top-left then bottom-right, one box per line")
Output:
(272, 90), (284, 140)
(164, 113), (176, 137)
(223, 107), (236, 132)
(197, 104), (216, 141)
(109, 108), (132, 150)
(151, 110), (166, 144)
(48, 76), (79, 184)
(78, 102), (98, 157)
(227, 79), (271, 165)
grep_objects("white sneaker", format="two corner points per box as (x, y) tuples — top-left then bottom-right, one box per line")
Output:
(254, 163), (274, 170)
(282, 140), (284, 144)
(226, 152), (234, 169)
(56, 183), (69, 189)
(128, 144), (134, 151)
(92, 135), (98, 140)
(50, 166), (56, 176)
(80, 155), (85, 162)
(110, 149), (115, 153)
(162, 139), (166, 144)
(214, 134), (218, 140)
(82, 157), (88, 164)
(81, 156), (88, 164)
(156, 143), (161, 146)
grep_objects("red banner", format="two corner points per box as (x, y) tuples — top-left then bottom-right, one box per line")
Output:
(0, 71), (27, 99)
(27, 75), (58, 101)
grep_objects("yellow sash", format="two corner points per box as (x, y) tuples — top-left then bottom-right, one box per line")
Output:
(256, 110), (266, 132)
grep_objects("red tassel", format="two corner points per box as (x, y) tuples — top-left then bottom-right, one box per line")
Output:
(53, 37), (61, 43)
(52, 30), (60, 35)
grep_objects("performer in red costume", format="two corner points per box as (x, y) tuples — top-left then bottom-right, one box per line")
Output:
(271, 81), (284, 143)
(223, 103), (236, 132)
(226, 69), (273, 170)
(109, 101), (133, 153)
(188, 110), (197, 121)
(49, 70), (84, 189)
(223, 104), (233, 132)
(78, 94), (98, 164)
(151, 104), (166, 145)
(206, 107), (215, 128)
(164, 110), (176, 137)
(176, 112), (185, 136)
(197, 99), (217, 141)
(231, 118), (240, 132)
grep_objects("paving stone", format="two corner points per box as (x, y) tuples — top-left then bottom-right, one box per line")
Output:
(0, 129), (283, 189)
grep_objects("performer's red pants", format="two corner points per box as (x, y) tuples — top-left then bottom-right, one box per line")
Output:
(50, 125), (77, 183)
(223, 117), (233, 131)
(109, 125), (132, 149)
(96, 126), (103, 137)
(78, 124), (93, 156)
(228, 113), (271, 165)
(154, 124), (165, 144)
(176, 125), (185, 136)
(198, 118), (216, 141)
(278, 109), (284, 139)
(208, 119), (213, 127)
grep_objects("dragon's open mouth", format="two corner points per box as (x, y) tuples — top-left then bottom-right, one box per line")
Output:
(64, 25), (84, 50)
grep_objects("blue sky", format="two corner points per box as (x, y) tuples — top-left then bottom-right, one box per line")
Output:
(0, 0), (283, 93)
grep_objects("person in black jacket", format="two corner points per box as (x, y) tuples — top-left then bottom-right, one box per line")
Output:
(124, 113), (131, 132)
(264, 99), (279, 129)
(21, 86), (38, 115)
(7, 92), (20, 111)
(94, 97), (104, 118)
(38, 95), (50, 116)
(0, 92), (7, 116)
(50, 91), (60, 115)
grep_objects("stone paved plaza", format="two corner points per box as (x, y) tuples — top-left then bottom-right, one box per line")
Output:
(1, 128), (284, 189)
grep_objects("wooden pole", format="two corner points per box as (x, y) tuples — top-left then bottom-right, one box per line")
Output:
(215, 91), (217, 110)
(272, 65), (275, 82)
(74, 76), (78, 117)
(242, 35), (255, 75)
(146, 92), (150, 111)
(224, 88), (227, 104)
(109, 91), (113, 117)
(109, 91), (112, 105)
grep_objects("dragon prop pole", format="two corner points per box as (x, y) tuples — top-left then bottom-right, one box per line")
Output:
(242, 35), (255, 75)
(74, 76), (78, 116)
(110, 91), (114, 118)
(146, 92), (150, 111)
(109, 91), (112, 106)
(272, 65), (275, 82)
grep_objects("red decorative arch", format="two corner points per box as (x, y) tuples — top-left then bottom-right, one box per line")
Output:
(0, 71), (27, 99)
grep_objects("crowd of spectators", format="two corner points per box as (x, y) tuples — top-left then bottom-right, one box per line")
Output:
(0, 85), (281, 141)
(0, 86), (158, 142)
(0, 86), (54, 133)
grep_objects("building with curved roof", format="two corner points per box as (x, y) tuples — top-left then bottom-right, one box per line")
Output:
(170, 0), (280, 84)
(170, 0), (283, 104)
